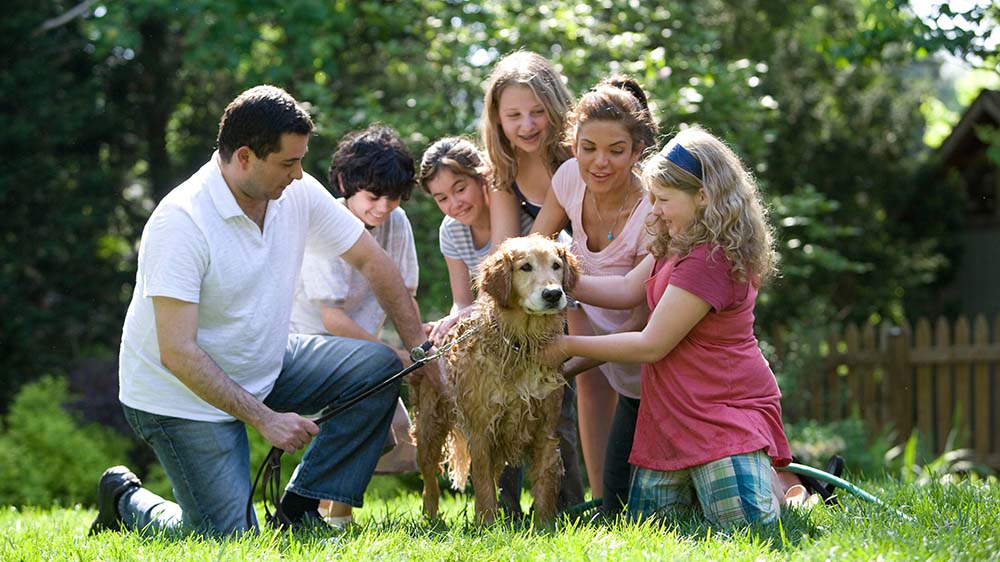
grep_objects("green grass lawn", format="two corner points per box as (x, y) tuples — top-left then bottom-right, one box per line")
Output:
(2, 476), (997, 561)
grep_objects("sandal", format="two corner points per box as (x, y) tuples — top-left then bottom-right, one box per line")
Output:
(824, 454), (845, 480)
(794, 455), (844, 505)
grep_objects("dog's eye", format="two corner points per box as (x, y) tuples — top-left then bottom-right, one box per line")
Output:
(552, 262), (561, 271)
(519, 263), (533, 272)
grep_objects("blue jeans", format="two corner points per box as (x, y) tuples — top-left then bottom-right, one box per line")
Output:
(119, 334), (401, 535)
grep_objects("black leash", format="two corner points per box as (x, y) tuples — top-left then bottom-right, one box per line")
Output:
(246, 328), (478, 529)
(247, 341), (434, 529)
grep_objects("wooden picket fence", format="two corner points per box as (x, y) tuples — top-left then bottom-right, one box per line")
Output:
(795, 315), (1000, 470)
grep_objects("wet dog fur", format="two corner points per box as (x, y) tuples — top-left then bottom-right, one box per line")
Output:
(413, 234), (580, 524)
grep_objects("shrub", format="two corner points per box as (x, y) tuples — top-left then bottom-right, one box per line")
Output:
(885, 428), (996, 485)
(783, 417), (891, 477)
(0, 376), (131, 506)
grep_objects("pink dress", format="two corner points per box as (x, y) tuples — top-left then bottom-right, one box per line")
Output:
(552, 159), (652, 399)
(629, 245), (792, 471)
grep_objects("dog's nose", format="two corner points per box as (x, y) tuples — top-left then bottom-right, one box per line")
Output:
(541, 288), (563, 305)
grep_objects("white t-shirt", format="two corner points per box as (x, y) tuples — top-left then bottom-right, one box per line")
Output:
(289, 202), (418, 335)
(118, 155), (365, 421)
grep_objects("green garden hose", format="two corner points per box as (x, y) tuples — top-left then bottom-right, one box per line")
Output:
(778, 462), (914, 521)
(559, 497), (603, 518)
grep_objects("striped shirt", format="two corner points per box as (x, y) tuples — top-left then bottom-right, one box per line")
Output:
(439, 210), (570, 284)
(438, 212), (534, 281)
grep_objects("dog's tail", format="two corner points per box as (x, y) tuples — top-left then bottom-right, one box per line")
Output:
(445, 429), (472, 490)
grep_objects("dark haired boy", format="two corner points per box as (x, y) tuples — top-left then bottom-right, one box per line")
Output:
(289, 123), (421, 526)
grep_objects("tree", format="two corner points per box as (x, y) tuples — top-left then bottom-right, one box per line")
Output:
(3, 0), (991, 408)
(0, 1), (133, 409)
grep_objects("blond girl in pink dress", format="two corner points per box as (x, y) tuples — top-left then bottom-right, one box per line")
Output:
(544, 126), (793, 526)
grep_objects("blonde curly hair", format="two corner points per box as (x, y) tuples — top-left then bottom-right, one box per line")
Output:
(644, 126), (777, 286)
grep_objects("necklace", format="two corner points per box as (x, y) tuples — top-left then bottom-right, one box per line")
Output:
(589, 177), (634, 241)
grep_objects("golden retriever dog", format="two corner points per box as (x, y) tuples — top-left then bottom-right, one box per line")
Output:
(413, 234), (579, 524)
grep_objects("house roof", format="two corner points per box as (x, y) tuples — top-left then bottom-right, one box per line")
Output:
(939, 89), (1000, 169)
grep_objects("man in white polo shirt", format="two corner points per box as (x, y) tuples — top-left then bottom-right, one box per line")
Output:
(89, 85), (445, 536)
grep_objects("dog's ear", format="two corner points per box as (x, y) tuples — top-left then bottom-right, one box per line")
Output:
(559, 244), (580, 294)
(477, 248), (512, 307)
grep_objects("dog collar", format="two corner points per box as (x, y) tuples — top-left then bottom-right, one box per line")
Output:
(491, 317), (525, 353)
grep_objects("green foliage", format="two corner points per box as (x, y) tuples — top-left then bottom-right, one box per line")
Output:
(885, 428), (996, 485)
(786, 415), (998, 486)
(912, 1), (999, 72)
(975, 124), (1000, 168)
(3, 0), (993, 408)
(784, 417), (889, 477)
(0, 376), (131, 507)
(0, 1), (136, 409)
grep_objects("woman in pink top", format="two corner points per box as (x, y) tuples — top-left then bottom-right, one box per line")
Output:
(544, 125), (793, 527)
(532, 76), (657, 516)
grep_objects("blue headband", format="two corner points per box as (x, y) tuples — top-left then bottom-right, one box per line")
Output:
(661, 142), (703, 181)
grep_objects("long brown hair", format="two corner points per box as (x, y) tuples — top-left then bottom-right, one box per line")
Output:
(567, 75), (657, 156)
(481, 51), (573, 192)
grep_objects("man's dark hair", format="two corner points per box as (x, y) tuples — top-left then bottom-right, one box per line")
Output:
(328, 124), (416, 201)
(216, 85), (314, 163)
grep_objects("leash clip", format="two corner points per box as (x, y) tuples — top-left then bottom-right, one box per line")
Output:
(409, 340), (434, 362)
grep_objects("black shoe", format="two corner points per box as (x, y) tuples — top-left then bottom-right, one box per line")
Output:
(267, 491), (324, 531)
(89, 466), (142, 535)
(265, 509), (324, 531)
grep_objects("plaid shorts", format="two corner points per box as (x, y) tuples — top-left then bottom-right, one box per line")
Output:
(627, 450), (779, 526)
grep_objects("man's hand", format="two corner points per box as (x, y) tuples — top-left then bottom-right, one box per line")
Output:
(255, 411), (320, 454)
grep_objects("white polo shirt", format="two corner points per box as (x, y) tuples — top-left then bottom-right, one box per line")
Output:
(118, 154), (365, 421)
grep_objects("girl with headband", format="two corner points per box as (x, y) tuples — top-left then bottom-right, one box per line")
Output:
(543, 125), (793, 526)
